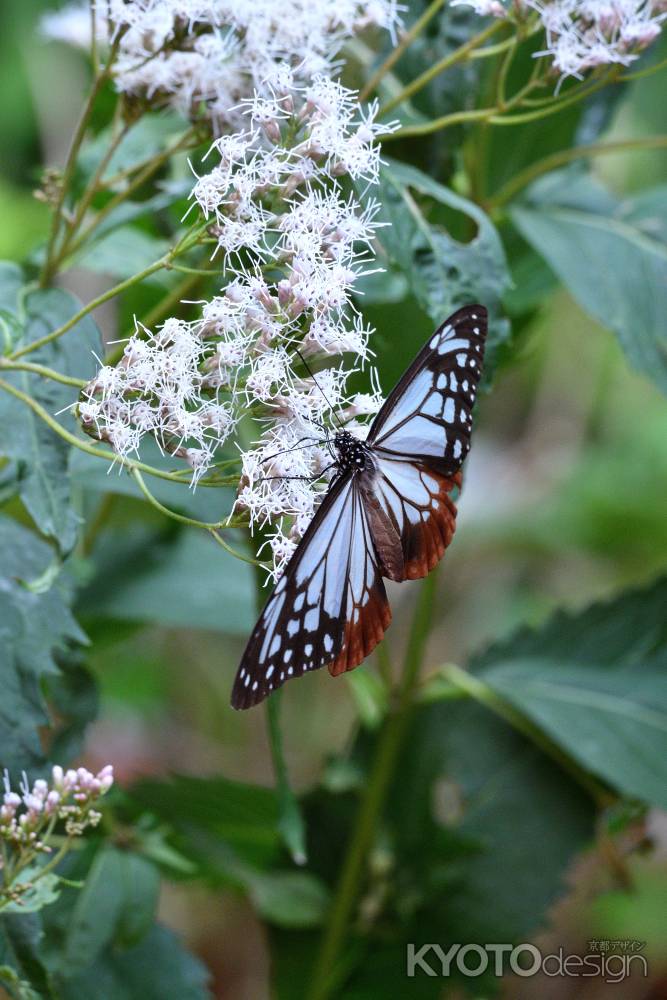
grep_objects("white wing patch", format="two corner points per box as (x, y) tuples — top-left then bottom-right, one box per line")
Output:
(231, 476), (388, 708)
(368, 306), (487, 472)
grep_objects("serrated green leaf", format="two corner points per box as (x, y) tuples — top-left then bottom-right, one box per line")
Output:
(0, 516), (86, 778)
(0, 285), (102, 551)
(474, 576), (667, 808)
(511, 172), (667, 394)
(372, 160), (511, 378)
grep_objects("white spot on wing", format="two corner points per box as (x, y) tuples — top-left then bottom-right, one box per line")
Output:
(443, 398), (455, 423)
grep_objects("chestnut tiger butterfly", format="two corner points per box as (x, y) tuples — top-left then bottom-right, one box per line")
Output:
(231, 305), (488, 709)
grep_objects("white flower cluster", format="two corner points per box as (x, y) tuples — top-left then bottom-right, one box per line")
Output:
(43, 0), (400, 127)
(80, 79), (390, 575)
(455, 0), (665, 79)
(1, 765), (114, 848)
(529, 0), (665, 79)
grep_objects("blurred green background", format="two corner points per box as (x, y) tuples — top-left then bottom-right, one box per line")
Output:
(1, 2), (666, 997)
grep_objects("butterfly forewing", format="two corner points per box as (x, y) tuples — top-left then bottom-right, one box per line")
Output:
(231, 475), (390, 709)
(368, 305), (487, 473)
(231, 304), (488, 708)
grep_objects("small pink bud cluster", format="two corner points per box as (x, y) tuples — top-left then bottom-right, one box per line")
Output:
(1, 764), (114, 849)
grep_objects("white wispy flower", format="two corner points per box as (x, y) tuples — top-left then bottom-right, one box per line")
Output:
(454, 0), (665, 80)
(80, 78), (393, 576)
(42, 0), (400, 128)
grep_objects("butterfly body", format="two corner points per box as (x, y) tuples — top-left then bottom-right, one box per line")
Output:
(231, 305), (488, 710)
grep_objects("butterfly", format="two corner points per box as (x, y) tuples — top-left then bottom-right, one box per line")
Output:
(231, 305), (488, 710)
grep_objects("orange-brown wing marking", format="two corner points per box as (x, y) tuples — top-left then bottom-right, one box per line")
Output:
(328, 485), (392, 677)
(371, 455), (461, 582)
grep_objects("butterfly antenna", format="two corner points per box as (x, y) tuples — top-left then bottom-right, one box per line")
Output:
(294, 348), (344, 430)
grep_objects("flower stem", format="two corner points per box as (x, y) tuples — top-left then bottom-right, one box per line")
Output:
(379, 19), (504, 117)
(488, 134), (667, 208)
(131, 469), (260, 565)
(359, 0), (447, 102)
(65, 125), (198, 260)
(11, 225), (204, 361)
(0, 357), (87, 388)
(308, 570), (440, 1000)
(39, 41), (119, 288)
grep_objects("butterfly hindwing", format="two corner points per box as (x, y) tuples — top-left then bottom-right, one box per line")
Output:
(231, 475), (390, 709)
(368, 305), (487, 474)
(368, 458), (461, 581)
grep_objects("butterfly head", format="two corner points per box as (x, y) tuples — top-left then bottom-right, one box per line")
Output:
(334, 429), (370, 474)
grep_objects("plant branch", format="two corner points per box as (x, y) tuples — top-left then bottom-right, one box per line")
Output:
(11, 225), (204, 361)
(39, 40), (119, 287)
(308, 570), (440, 1000)
(489, 134), (667, 207)
(359, 0), (447, 102)
(0, 375), (229, 487)
(65, 125), (198, 260)
(379, 19), (504, 116)
(0, 357), (87, 388)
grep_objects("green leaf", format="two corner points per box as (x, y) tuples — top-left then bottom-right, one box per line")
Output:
(246, 871), (330, 929)
(0, 261), (23, 316)
(511, 172), (667, 394)
(0, 286), (102, 551)
(127, 774), (281, 869)
(373, 160), (511, 377)
(74, 226), (170, 284)
(474, 575), (667, 808)
(0, 515), (86, 777)
(114, 854), (160, 948)
(78, 113), (190, 183)
(0, 913), (53, 999)
(0, 869), (62, 915)
(79, 526), (255, 634)
(60, 847), (127, 974)
(61, 847), (161, 974)
(56, 924), (211, 1000)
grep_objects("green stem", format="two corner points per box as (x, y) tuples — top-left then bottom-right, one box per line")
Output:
(382, 104), (499, 140)
(11, 225), (204, 361)
(131, 469), (260, 565)
(619, 53), (667, 82)
(440, 663), (614, 806)
(380, 19), (504, 116)
(54, 107), (131, 269)
(39, 41), (119, 288)
(0, 357), (87, 388)
(359, 0), (447, 102)
(308, 571), (440, 1000)
(489, 134), (667, 208)
(66, 126), (198, 260)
